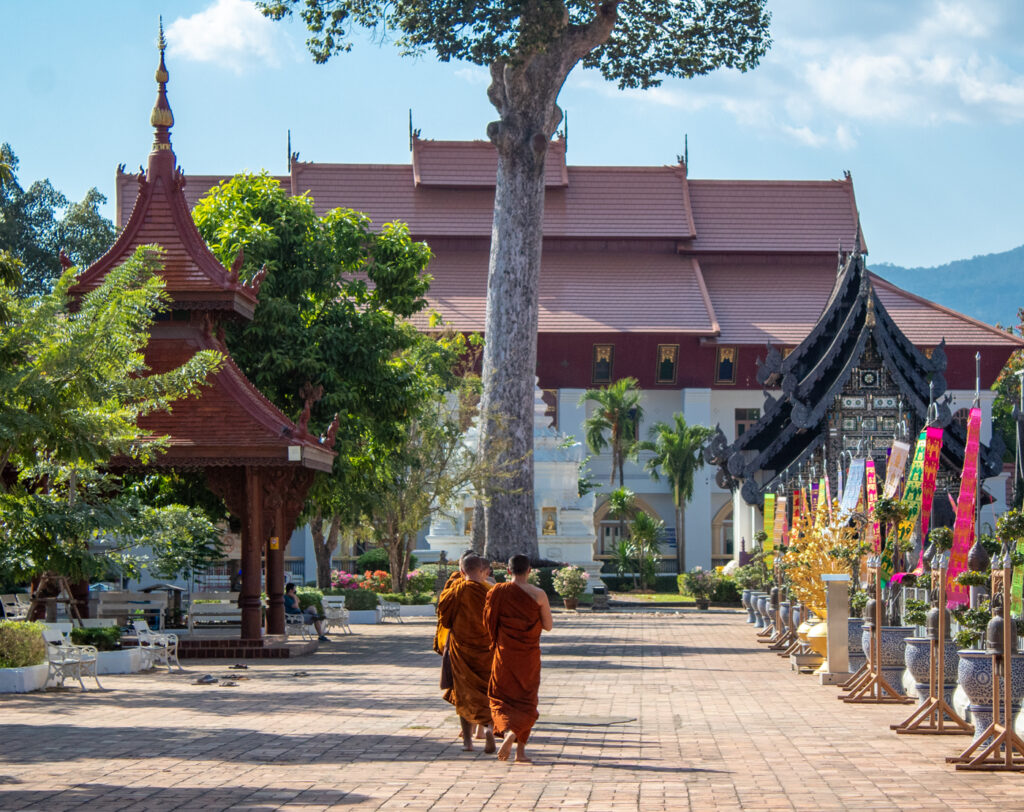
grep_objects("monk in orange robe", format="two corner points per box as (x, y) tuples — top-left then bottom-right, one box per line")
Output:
(437, 555), (496, 752)
(485, 554), (553, 764)
(432, 550), (475, 655)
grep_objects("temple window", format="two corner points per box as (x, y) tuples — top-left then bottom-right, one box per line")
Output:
(735, 408), (760, 438)
(592, 344), (614, 384)
(655, 344), (679, 385)
(715, 346), (737, 384)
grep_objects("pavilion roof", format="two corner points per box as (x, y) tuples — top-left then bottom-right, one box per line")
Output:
(76, 38), (333, 474)
(706, 252), (1008, 505)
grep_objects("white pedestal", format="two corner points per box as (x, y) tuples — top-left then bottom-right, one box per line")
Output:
(818, 574), (851, 685)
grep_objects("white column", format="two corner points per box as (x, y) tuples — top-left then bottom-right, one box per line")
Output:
(683, 388), (713, 570)
(732, 488), (752, 563)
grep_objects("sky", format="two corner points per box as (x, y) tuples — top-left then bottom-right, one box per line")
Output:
(3, 0), (1024, 268)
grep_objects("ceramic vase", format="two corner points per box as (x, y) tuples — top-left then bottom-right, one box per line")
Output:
(957, 650), (1024, 744)
(754, 594), (768, 628)
(847, 618), (866, 673)
(904, 637), (959, 704)
(861, 625), (915, 697)
(742, 589), (755, 624)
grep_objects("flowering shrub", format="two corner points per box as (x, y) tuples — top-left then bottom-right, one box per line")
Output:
(679, 566), (714, 601)
(406, 569), (435, 593)
(330, 570), (361, 590)
(551, 565), (589, 599)
(359, 570), (391, 592)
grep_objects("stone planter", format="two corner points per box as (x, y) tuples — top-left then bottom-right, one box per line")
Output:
(347, 610), (379, 625)
(904, 638), (958, 704)
(957, 650), (1024, 743)
(563, 597), (580, 611)
(398, 604), (437, 618)
(742, 589), (755, 623)
(96, 648), (144, 675)
(861, 625), (915, 696)
(754, 594), (768, 628)
(789, 603), (802, 635)
(695, 599), (710, 611)
(847, 618), (865, 673)
(0, 663), (48, 693)
(779, 601), (791, 631)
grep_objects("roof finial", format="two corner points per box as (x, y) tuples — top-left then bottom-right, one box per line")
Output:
(150, 17), (174, 152)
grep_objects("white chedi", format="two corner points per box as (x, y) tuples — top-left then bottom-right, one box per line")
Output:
(425, 381), (603, 591)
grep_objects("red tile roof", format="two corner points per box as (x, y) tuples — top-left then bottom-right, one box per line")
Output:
(142, 328), (334, 471)
(86, 165), (258, 319)
(686, 179), (863, 253)
(412, 137), (568, 187)
(416, 250), (717, 334)
(870, 273), (1024, 348)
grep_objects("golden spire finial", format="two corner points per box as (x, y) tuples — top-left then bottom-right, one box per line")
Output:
(150, 17), (174, 143)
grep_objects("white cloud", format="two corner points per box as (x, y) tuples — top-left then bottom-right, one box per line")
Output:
(454, 67), (490, 86)
(166, 0), (292, 74)
(572, 0), (1024, 145)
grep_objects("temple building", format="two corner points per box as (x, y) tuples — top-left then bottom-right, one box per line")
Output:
(114, 136), (1024, 574)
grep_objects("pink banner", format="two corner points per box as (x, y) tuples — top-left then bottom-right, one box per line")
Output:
(946, 409), (982, 608)
(866, 459), (880, 553)
(883, 440), (910, 498)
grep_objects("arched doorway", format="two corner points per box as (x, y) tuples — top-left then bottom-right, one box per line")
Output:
(711, 499), (734, 567)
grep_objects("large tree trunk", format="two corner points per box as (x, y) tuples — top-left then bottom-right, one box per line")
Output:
(312, 511), (341, 589)
(479, 12), (617, 564)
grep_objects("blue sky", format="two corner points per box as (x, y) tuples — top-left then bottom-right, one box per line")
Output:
(4, 0), (1023, 267)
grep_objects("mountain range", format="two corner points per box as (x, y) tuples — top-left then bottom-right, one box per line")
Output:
(871, 244), (1024, 329)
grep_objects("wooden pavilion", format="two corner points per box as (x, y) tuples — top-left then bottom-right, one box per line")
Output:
(70, 36), (334, 652)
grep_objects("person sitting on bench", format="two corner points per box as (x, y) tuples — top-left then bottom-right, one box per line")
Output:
(284, 583), (328, 642)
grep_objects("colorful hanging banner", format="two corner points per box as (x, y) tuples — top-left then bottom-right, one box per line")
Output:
(840, 458), (866, 515)
(946, 408), (982, 608)
(810, 481), (820, 516)
(778, 497), (789, 547)
(894, 431), (929, 555)
(866, 460), (880, 555)
(820, 477), (829, 518)
(1012, 539), (1024, 617)
(763, 494), (776, 569)
(918, 427), (944, 542)
(883, 440), (911, 498)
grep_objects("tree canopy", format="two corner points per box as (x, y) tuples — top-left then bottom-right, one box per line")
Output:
(0, 143), (116, 297)
(0, 246), (223, 584)
(261, 0), (771, 561)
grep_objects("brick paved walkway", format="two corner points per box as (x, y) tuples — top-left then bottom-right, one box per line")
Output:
(1, 610), (1021, 811)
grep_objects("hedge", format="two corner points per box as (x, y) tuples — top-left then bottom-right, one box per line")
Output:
(0, 621), (46, 668)
(70, 626), (122, 651)
(355, 547), (419, 574)
(322, 588), (378, 611)
(379, 592), (435, 606)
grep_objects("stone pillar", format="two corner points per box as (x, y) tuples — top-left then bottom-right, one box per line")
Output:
(683, 388), (713, 570)
(241, 466), (264, 640)
(732, 488), (752, 564)
(819, 573), (851, 685)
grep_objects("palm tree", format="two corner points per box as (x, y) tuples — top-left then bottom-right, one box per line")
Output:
(579, 378), (643, 487)
(604, 486), (638, 586)
(640, 413), (714, 572)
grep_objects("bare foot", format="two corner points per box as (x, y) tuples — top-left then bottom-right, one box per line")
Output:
(514, 744), (532, 765)
(462, 737), (474, 752)
(496, 732), (516, 761)
(484, 728), (496, 754)
(475, 724), (487, 740)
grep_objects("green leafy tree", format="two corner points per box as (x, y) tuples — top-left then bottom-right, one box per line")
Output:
(191, 172), (435, 587)
(260, 0), (772, 563)
(628, 510), (665, 590)
(580, 377), (643, 487)
(639, 413), (713, 572)
(992, 307), (1023, 506)
(0, 246), (222, 587)
(604, 486), (638, 587)
(0, 144), (116, 296)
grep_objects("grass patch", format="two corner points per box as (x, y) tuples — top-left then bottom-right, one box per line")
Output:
(610, 591), (693, 603)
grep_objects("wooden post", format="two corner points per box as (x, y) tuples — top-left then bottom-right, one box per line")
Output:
(265, 499), (286, 636)
(892, 558), (971, 733)
(240, 466), (264, 641)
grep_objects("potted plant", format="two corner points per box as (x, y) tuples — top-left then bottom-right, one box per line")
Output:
(0, 621), (48, 693)
(552, 565), (589, 610)
(680, 566), (714, 609)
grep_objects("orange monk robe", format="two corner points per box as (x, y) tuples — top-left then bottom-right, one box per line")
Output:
(433, 570), (464, 655)
(484, 582), (543, 744)
(437, 578), (494, 725)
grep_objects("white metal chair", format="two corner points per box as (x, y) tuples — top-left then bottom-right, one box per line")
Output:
(43, 628), (102, 691)
(322, 596), (352, 635)
(377, 594), (403, 623)
(284, 612), (315, 640)
(132, 620), (182, 672)
(2, 594), (28, 620)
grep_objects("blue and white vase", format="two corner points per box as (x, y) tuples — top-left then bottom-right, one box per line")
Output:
(957, 650), (1024, 744)
(742, 589), (755, 623)
(847, 618), (866, 673)
(862, 625), (915, 696)
(904, 637), (959, 705)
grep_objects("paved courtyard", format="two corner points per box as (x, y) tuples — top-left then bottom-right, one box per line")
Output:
(1, 610), (1022, 811)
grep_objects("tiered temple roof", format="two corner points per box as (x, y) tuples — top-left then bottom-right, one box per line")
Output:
(705, 251), (1006, 505)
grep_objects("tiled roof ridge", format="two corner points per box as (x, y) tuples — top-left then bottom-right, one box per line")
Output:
(869, 272), (1024, 347)
(690, 257), (720, 336)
